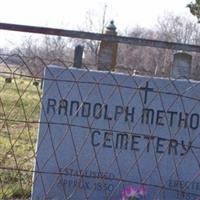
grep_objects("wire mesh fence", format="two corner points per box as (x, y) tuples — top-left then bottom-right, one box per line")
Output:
(0, 54), (200, 199)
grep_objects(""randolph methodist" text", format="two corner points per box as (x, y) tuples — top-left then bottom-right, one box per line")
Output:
(46, 98), (200, 130)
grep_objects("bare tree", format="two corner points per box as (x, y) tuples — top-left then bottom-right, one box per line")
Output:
(117, 26), (162, 75)
(74, 4), (108, 66)
(117, 13), (200, 79)
(11, 35), (73, 75)
(156, 13), (200, 79)
(156, 14), (200, 44)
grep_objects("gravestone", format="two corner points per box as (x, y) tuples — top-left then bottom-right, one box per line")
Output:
(32, 65), (200, 200)
(171, 52), (192, 79)
(5, 77), (12, 83)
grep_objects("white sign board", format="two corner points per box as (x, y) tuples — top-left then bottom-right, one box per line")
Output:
(32, 65), (200, 200)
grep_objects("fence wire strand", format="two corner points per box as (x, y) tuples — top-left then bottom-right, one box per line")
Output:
(0, 54), (200, 199)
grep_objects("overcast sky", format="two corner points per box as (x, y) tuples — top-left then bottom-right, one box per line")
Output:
(0, 0), (196, 47)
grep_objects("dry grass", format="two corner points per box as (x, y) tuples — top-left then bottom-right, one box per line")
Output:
(0, 76), (41, 199)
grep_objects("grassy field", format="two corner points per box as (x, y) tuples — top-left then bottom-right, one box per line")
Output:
(0, 76), (41, 199)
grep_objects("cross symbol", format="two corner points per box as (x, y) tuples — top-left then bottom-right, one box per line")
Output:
(139, 81), (154, 104)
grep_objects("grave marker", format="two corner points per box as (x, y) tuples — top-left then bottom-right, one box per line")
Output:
(32, 65), (200, 200)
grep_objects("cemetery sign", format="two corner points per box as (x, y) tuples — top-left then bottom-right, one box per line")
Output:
(32, 65), (200, 200)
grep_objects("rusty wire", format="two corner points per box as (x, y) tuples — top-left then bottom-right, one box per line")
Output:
(0, 54), (200, 199)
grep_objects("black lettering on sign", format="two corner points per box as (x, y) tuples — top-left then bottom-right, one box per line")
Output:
(103, 132), (112, 148)
(178, 112), (189, 128)
(91, 130), (101, 147)
(167, 111), (178, 127)
(104, 105), (112, 120)
(116, 133), (129, 150)
(190, 113), (199, 129)
(180, 141), (192, 156)
(131, 135), (141, 151)
(81, 102), (91, 117)
(141, 108), (154, 125)
(168, 139), (178, 155)
(114, 105), (123, 120)
(156, 137), (166, 154)
(143, 135), (154, 152)
(47, 98), (56, 114)
(156, 110), (165, 126)
(58, 99), (68, 115)
(93, 103), (102, 119)
(90, 130), (192, 156)
(125, 106), (134, 122)
(70, 101), (80, 116)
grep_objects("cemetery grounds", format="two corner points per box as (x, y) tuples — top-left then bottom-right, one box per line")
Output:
(0, 75), (40, 199)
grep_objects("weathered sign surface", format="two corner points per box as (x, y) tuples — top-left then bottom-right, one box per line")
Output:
(32, 65), (200, 200)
